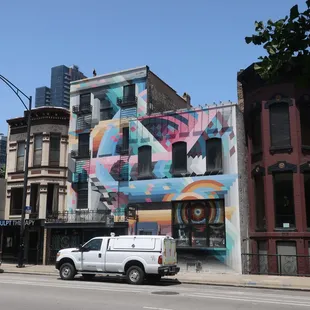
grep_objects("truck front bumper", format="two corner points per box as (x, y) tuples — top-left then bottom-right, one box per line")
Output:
(55, 261), (60, 270)
(158, 265), (180, 276)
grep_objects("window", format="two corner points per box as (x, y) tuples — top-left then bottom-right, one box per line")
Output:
(10, 187), (23, 215)
(16, 142), (25, 171)
(299, 101), (310, 147)
(273, 173), (295, 228)
(77, 182), (88, 209)
(100, 98), (113, 121)
(254, 175), (266, 230)
(172, 142), (187, 173)
(46, 183), (59, 215)
(172, 200), (225, 249)
(270, 103), (291, 148)
(276, 241), (297, 276)
(33, 135), (42, 166)
(251, 109), (262, 154)
(80, 93), (91, 110)
(123, 84), (135, 99)
(138, 145), (152, 177)
(30, 184), (40, 214)
(303, 173), (310, 228)
(83, 239), (102, 251)
(78, 133), (90, 158)
(49, 134), (61, 166)
(206, 138), (222, 173)
(122, 127), (129, 153)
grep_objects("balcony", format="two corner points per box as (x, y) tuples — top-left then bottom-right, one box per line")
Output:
(72, 103), (92, 115)
(45, 209), (113, 224)
(76, 118), (91, 131)
(71, 149), (91, 159)
(117, 95), (137, 107)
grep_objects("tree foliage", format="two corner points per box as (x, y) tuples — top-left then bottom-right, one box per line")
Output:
(245, 1), (310, 83)
(0, 165), (5, 178)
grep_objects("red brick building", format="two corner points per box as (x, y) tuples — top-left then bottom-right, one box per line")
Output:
(238, 64), (310, 275)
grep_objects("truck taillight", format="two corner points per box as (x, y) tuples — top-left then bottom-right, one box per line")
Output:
(158, 255), (163, 265)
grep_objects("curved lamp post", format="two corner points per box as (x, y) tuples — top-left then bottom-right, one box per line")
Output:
(0, 74), (32, 268)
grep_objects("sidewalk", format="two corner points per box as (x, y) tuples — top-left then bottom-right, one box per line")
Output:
(1, 263), (310, 291)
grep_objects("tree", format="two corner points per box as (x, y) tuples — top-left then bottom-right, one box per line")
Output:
(0, 164), (5, 178)
(245, 1), (310, 84)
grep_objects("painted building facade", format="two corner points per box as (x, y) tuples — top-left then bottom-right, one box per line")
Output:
(62, 66), (248, 272)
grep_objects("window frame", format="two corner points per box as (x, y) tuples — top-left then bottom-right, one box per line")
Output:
(49, 133), (61, 167)
(76, 181), (88, 210)
(10, 187), (24, 215)
(205, 138), (223, 174)
(78, 133), (90, 158)
(16, 141), (25, 172)
(172, 141), (187, 174)
(33, 134), (43, 167)
(254, 174), (266, 231)
(82, 238), (103, 251)
(138, 145), (152, 178)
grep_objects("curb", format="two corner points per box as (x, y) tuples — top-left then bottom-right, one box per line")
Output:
(2, 270), (310, 292)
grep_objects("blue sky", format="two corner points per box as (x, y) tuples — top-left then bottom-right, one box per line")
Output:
(0, 0), (306, 134)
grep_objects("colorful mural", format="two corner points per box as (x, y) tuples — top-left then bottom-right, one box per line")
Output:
(68, 90), (244, 271)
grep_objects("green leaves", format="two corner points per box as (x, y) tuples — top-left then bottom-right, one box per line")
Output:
(245, 0), (310, 83)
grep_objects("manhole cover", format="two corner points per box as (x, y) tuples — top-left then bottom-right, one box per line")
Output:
(152, 291), (179, 296)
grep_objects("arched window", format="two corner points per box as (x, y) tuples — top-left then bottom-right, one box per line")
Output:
(138, 145), (152, 177)
(205, 138), (222, 173)
(172, 142), (187, 173)
(269, 102), (291, 148)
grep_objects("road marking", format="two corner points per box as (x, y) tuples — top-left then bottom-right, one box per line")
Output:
(143, 307), (173, 310)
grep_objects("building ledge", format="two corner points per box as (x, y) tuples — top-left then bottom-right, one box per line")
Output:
(270, 145), (293, 155)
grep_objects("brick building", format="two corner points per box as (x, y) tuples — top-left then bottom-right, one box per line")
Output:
(238, 63), (310, 275)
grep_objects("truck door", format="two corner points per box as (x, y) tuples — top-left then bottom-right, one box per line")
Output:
(80, 238), (105, 272)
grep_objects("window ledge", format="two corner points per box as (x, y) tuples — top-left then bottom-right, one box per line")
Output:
(269, 145), (293, 155)
(171, 170), (189, 177)
(255, 228), (267, 232)
(301, 145), (310, 154)
(274, 228), (297, 232)
(204, 170), (223, 176)
(137, 174), (153, 180)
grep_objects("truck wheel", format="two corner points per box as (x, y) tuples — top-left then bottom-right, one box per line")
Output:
(60, 263), (75, 280)
(82, 274), (95, 281)
(146, 275), (162, 284)
(126, 266), (145, 285)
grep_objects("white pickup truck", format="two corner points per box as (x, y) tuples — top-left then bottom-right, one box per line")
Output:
(55, 234), (180, 285)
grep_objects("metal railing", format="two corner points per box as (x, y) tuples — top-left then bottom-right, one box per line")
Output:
(45, 209), (113, 224)
(117, 95), (137, 107)
(71, 149), (91, 159)
(72, 103), (92, 114)
(242, 253), (310, 276)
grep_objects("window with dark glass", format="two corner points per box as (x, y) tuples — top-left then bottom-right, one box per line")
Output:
(138, 145), (152, 177)
(30, 183), (40, 214)
(46, 183), (59, 215)
(254, 175), (266, 230)
(77, 182), (88, 209)
(273, 173), (295, 228)
(303, 173), (310, 228)
(206, 138), (222, 173)
(33, 134), (42, 166)
(172, 142), (187, 173)
(122, 127), (129, 153)
(10, 187), (23, 215)
(100, 97), (113, 121)
(16, 142), (25, 171)
(251, 109), (262, 154)
(80, 93), (91, 111)
(123, 84), (135, 100)
(299, 101), (310, 147)
(269, 103), (291, 148)
(49, 134), (61, 166)
(83, 238), (102, 251)
(78, 133), (90, 157)
(172, 200), (225, 248)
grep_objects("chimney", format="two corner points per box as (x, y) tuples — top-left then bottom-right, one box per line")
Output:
(237, 70), (244, 112)
(182, 92), (192, 108)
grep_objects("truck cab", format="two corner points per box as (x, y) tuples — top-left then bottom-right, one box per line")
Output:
(56, 234), (180, 285)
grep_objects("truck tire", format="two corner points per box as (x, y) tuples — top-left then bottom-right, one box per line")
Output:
(126, 266), (145, 285)
(59, 263), (76, 280)
(146, 274), (162, 284)
(82, 274), (95, 281)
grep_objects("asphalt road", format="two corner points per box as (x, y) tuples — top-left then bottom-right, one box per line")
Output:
(1, 273), (310, 310)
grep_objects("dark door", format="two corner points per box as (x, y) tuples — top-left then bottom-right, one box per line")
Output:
(28, 231), (39, 264)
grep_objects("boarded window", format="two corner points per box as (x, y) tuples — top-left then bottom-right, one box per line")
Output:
(172, 142), (187, 173)
(270, 103), (291, 148)
(138, 145), (152, 176)
(206, 138), (222, 173)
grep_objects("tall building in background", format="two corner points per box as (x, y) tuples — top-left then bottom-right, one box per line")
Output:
(35, 86), (51, 107)
(0, 133), (7, 168)
(35, 65), (86, 109)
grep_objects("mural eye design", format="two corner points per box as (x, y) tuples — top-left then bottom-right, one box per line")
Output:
(190, 202), (206, 224)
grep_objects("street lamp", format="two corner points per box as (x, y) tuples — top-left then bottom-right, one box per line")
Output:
(0, 74), (32, 268)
